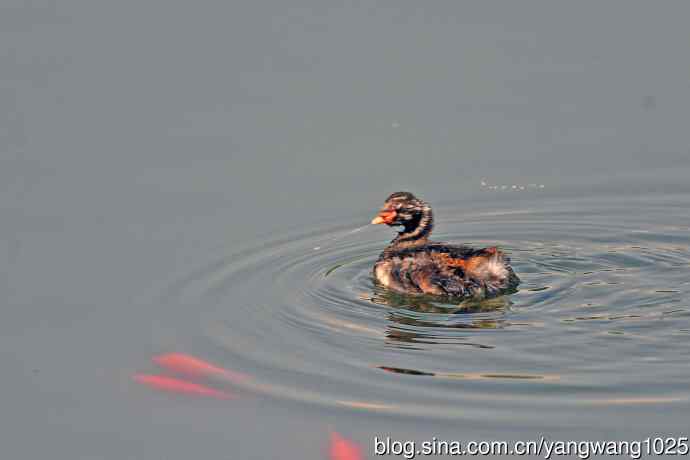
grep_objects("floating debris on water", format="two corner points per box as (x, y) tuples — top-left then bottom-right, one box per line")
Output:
(481, 179), (545, 191)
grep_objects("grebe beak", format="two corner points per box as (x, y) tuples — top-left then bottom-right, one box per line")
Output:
(371, 209), (396, 225)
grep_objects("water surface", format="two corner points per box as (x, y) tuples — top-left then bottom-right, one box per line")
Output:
(2, 1), (690, 459)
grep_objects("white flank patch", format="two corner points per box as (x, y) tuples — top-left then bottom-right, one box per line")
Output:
(472, 256), (508, 281)
(486, 257), (508, 280)
(374, 264), (393, 288)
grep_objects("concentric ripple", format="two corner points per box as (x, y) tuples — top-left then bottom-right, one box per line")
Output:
(166, 193), (690, 421)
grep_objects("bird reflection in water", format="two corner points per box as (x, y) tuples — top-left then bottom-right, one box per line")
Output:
(363, 285), (512, 348)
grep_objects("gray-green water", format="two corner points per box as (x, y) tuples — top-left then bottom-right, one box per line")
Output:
(2, 1), (690, 459)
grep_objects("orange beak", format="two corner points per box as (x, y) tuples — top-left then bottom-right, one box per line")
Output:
(371, 209), (396, 225)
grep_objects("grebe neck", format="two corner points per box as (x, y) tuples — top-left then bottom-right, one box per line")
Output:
(389, 204), (433, 250)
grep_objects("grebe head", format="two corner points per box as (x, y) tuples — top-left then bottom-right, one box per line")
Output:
(371, 191), (433, 241)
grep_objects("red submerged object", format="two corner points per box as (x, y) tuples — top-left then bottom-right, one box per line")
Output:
(133, 374), (233, 400)
(152, 353), (251, 385)
(371, 192), (519, 299)
(329, 432), (363, 460)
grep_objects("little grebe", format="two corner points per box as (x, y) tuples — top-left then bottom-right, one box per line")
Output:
(371, 192), (519, 299)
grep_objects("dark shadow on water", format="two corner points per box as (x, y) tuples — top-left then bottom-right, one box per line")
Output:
(376, 365), (559, 382)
